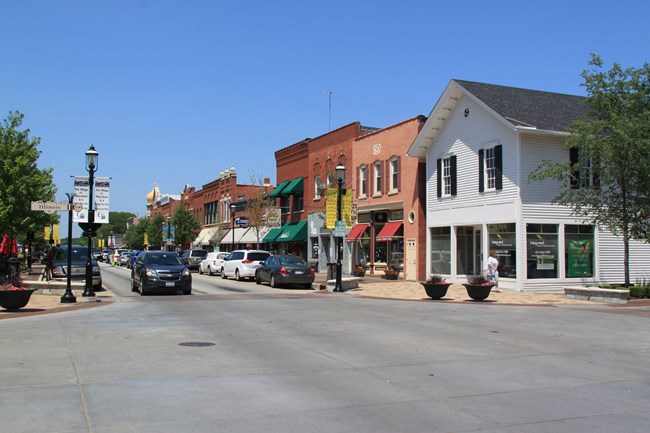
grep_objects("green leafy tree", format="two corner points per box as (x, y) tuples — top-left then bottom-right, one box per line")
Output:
(96, 211), (137, 242)
(0, 111), (57, 245)
(529, 54), (650, 286)
(172, 205), (201, 250)
(147, 214), (165, 250)
(125, 218), (149, 250)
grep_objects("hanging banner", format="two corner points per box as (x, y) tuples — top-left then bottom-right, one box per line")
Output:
(73, 176), (90, 223)
(95, 177), (110, 223)
(325, 188), (353, 229)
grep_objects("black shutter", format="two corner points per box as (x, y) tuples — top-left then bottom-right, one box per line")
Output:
(478, 149), (485, 192)
(450, 155), (457, 196)
(495, 144), (503, 190)
(436, 158), (442, 198)
(569, 147), (579, 189)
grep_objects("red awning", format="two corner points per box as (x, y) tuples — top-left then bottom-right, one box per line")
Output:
(376, 222), (403, 242)
(345, 224), (368, 243)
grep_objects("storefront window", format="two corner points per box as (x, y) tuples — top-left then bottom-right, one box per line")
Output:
(430, 227), (451, 274)
(488, 223), (517, 278)
(526, 224), (558, 279)
(565, 225), (594, 277)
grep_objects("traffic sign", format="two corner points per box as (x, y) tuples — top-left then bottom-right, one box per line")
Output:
(31, 201), (70, 214)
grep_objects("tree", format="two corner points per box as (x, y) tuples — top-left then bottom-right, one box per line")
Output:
(125, 218), (149, 250)
(529, 54), (650, 286)
(96, 211), (137, 242)
(242, 182), (274, 248)
(172, 205), (200, 250)
(0, 111), (57, 245)
(147, 214), (165, 250)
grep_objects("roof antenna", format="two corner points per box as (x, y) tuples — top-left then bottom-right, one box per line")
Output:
(323, 90), (339, 131)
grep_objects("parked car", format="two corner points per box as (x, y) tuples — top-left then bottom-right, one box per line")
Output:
(118, 251), (132, 266)
(46, 245), (102, 290)
(198, 251), (229, 275)
(101, 249), (112, 262)
(255, 255), (315, 289)
(111, 248), (129, 265)
(127, 250), (141, 269)
(221, 249), (271, 281)
(181, 249), (208, 271)
(130, 251), (191, 295)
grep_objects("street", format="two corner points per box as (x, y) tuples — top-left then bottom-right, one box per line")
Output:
(1, 268), (649, 432)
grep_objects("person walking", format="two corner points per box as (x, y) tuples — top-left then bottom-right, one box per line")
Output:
(487, 251), (500, 290)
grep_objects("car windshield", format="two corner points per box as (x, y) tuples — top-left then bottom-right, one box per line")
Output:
(53, 247), (88, 261)
(278, 256), (307, 266)
(144, 254), (182, 266)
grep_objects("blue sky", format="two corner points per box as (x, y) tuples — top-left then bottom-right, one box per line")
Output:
(2, 0), (648, 235)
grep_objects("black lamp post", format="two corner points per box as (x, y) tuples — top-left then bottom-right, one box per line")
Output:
(81, 145), (99, 297)
(166, 215), (172, 251)
(333, 162), (346, 292)
(231, 204), (236, 251)
(61, 193), (76, 303)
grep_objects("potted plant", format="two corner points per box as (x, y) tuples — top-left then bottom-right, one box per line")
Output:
(462, 274), (494, 301)
(0, 274), (36, 310)
(383, 266), (400, 280)
(420, 274), (452, 299)
(353, 265), (366, 277)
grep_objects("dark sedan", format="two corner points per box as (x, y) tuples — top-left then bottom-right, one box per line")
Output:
(131, 251), (192, 295)
(255, 255), (314, 289)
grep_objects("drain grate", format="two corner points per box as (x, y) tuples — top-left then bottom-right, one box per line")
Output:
(179, 342), (215, 347)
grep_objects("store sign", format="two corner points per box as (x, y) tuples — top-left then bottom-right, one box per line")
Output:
(567, 239), (592, 277)
(527, 234), (557, 270)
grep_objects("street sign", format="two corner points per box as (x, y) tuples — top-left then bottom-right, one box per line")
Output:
(333, 220), (347, 238)
(236, 217), (250, 228)
(31, 201), (70, 214)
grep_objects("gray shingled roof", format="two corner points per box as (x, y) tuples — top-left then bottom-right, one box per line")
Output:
(455, 80), (589, 131)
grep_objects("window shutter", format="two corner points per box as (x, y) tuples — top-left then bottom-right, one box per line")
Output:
(569, 147), (579, 189)
(385, 160), (390, 193)
(478, 149), (485, 192)
(450, 155), (457, 196)
(356, 167), (360, 197)
(396, 156), (401, 191)
(436, 158), (442, 198)
(495, 144), (503, 190)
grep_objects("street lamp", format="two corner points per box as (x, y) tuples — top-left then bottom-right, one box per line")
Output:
(231, 204), (236, 251)
(82, 145), (99, 297)
(334, 162), (346, 292)
(166, 215), (171, 251)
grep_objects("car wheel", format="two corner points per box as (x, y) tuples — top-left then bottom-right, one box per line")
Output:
(235, 269), (242, 281)
(138, 277), (148, 296)
(255, 273), (261, 285)
(183, 287), (191, 295)
(199, 266), (203, 275)
(221, 268), (227, 279)
(208, 266), (213, 276)
(131, 275), (137, 292)
(270, 274), (278, 288)
(303, 283), (312, 290)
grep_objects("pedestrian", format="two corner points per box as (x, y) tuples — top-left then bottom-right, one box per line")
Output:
(487, 251), (500, 291)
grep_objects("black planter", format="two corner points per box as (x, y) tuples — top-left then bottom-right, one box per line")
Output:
(421, 282), (452, 299)
(0, 289), (36, 310)
(462, 284), (494, 301)
(384, 272), (399, 280)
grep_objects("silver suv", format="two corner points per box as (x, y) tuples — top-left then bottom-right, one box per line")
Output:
(221, 250), (271, 281)
(181, 249), (208, 271)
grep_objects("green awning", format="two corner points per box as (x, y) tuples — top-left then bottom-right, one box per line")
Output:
(269, 180), (290, 198)
(262, 227), (283, 243)
(275, 220), (308, 243)
(281, 177), (304, 196)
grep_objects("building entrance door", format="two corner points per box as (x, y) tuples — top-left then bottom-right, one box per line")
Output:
(405, 239), (416, 281)
(456, 226), (482, 276)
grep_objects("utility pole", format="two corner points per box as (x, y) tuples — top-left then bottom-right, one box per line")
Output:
(322, 90), (339, 131)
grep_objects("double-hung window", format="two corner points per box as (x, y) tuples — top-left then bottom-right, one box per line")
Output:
(374, 161), (382, 195)
(485, 147), (496, 190)
(436, 155), (457, 198)
(389, 157), (400, 192)
(442, 158), (452, 196)
(478, 144), (502, 192)
(359, 165), (368, 198)
(314, 175), (322, 199)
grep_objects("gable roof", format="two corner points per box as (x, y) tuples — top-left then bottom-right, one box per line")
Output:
(408, 79), (589, 158)
(454, 80), (589, 131)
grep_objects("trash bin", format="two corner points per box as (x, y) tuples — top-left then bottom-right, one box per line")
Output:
(327, 262), (336, 280)
(8, 257), (21, 277)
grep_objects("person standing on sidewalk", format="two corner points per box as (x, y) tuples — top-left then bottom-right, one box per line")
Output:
(487, 251), (499, 289)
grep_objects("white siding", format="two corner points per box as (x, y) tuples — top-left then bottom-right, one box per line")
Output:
(598, 229), (650, 284)
(520, 133), (568, 206)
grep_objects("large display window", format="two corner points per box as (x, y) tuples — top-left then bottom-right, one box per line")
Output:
(526, 224), (558, 279)
(488, 223), (517, 278)
(430, 227), (451, 274)
(565, 225), (594, 277)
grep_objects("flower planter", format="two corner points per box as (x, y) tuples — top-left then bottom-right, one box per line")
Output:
(462, 283), (494, 301)
(384, 272), (399, 280)
(420, 282), (452, 299)
(0, 289), (36, 310)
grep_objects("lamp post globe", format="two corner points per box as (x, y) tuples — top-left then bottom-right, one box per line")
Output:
(333, 162), (346, 292)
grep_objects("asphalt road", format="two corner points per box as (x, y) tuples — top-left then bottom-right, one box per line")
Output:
(1, 268), (649, 432)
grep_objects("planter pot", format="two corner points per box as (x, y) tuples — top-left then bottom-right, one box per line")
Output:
(353, 271), (366, 277)
(421, 282), (452, 299)
(462, 284), (494, 301)
(0, 289), (36, 310)
(384, 272), (399, 280)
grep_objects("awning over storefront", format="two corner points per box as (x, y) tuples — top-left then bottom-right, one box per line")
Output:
(269, 180), (290, 198)
(238, 226), (271, 246)
(210, 229), (228, 244)
(193, 228), (214, 246)
(280, 177), (304, 196)
(262, 227), (284, 243)
(219, 227), (250, 244)
(345, 224), (368, 243)
(376, 222), (403, 242)
(275, 220), (308, 243)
